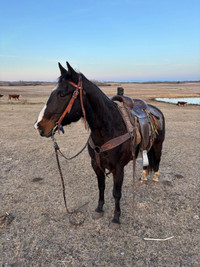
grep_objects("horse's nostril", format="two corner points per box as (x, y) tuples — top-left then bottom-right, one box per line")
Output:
(35, 123), (44, 136)
(39, 128), (45, 136)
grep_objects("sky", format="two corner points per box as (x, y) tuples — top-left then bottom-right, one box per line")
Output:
(0, 0), (200, 82)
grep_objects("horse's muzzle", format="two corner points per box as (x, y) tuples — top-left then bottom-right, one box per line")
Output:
(34, 117), (57, 137)
(34, 121), (54, 137)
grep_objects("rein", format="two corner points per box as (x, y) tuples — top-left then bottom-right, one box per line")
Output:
(51, 135), (89, 225)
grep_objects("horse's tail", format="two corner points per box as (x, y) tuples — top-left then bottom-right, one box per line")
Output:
(147, 113), (165, 173)
(146, 146), (158, 173)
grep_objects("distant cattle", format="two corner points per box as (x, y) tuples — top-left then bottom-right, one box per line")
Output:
(176, 101), (187, 106)
(8, 94), (20, 100)
(0, 94), (3, 98)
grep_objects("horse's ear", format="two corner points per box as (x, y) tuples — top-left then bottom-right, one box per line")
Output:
(66, 62), (77, 80)
(58, 62), (67, 75)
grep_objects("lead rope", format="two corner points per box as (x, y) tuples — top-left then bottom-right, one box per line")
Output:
(131, 135), (136, 211)
(51, 135), (89, 225)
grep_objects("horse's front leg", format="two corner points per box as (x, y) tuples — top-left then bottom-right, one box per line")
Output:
(112, 166), (124, 224)
(91, 159), (105, 213)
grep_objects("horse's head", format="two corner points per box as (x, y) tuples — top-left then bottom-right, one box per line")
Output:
(34, 62), (84, 137)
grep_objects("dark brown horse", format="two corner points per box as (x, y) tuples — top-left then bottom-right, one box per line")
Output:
(34, 62), (165, 224)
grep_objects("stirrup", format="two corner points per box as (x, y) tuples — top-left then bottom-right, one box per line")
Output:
(142, 150), (149, 166)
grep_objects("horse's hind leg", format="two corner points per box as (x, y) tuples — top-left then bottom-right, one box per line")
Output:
(112, 166), (124, 224)
(91, 160), (105, 213)
(141, 166), (148, 184)
(149, 139), (163, 182)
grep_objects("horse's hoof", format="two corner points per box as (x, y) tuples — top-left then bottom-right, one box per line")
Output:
(92, 210), (104, 220)
(140, 179), (147, 184)
(151, 180), (159, 186)
(111, 218), (121, 224)
(95, 207), (104, 213)
(110, 219), (121, 229)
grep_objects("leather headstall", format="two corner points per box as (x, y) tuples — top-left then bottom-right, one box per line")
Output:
(56, 75), (87, 133)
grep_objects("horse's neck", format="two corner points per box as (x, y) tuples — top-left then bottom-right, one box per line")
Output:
(84, 80), (126, 143)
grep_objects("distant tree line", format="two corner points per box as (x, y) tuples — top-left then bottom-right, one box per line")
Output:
(0, 81), (54, 86)
(90, 80), (111, 86)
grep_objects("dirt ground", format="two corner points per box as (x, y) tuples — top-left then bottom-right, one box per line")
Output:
(0, 82), (200, 266)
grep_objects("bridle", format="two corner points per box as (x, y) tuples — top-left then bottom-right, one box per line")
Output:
(53, 75), (87, 134)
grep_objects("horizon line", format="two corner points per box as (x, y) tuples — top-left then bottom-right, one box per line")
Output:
(0, 80), (200, 84)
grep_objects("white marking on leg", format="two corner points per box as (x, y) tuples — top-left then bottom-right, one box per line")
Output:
(153, 171), (159, 182)
(34, 104), (47, 129)
(141, 169), (148, 183)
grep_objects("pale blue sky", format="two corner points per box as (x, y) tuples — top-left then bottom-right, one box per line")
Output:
(0, 0), (200, 81)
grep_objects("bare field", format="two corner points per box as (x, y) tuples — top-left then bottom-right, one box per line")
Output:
(0, 82), (200, 266)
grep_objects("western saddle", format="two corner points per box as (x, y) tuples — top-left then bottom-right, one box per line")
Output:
(111, 90), (160, 166)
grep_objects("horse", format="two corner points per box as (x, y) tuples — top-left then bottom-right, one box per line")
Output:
(34, 62), (165, 224)
(8, 94), (20, 100)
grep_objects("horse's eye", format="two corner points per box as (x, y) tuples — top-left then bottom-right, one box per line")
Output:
(59, 91), (67, 97)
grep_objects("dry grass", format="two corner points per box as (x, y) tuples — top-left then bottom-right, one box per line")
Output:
(0, 82), (200, 266)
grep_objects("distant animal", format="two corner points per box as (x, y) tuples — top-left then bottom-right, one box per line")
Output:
(34, 62), (165, 224)
(176, 101), (187, 106)
(0, 94), (3, 98)
(8, 94), (20, 100)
